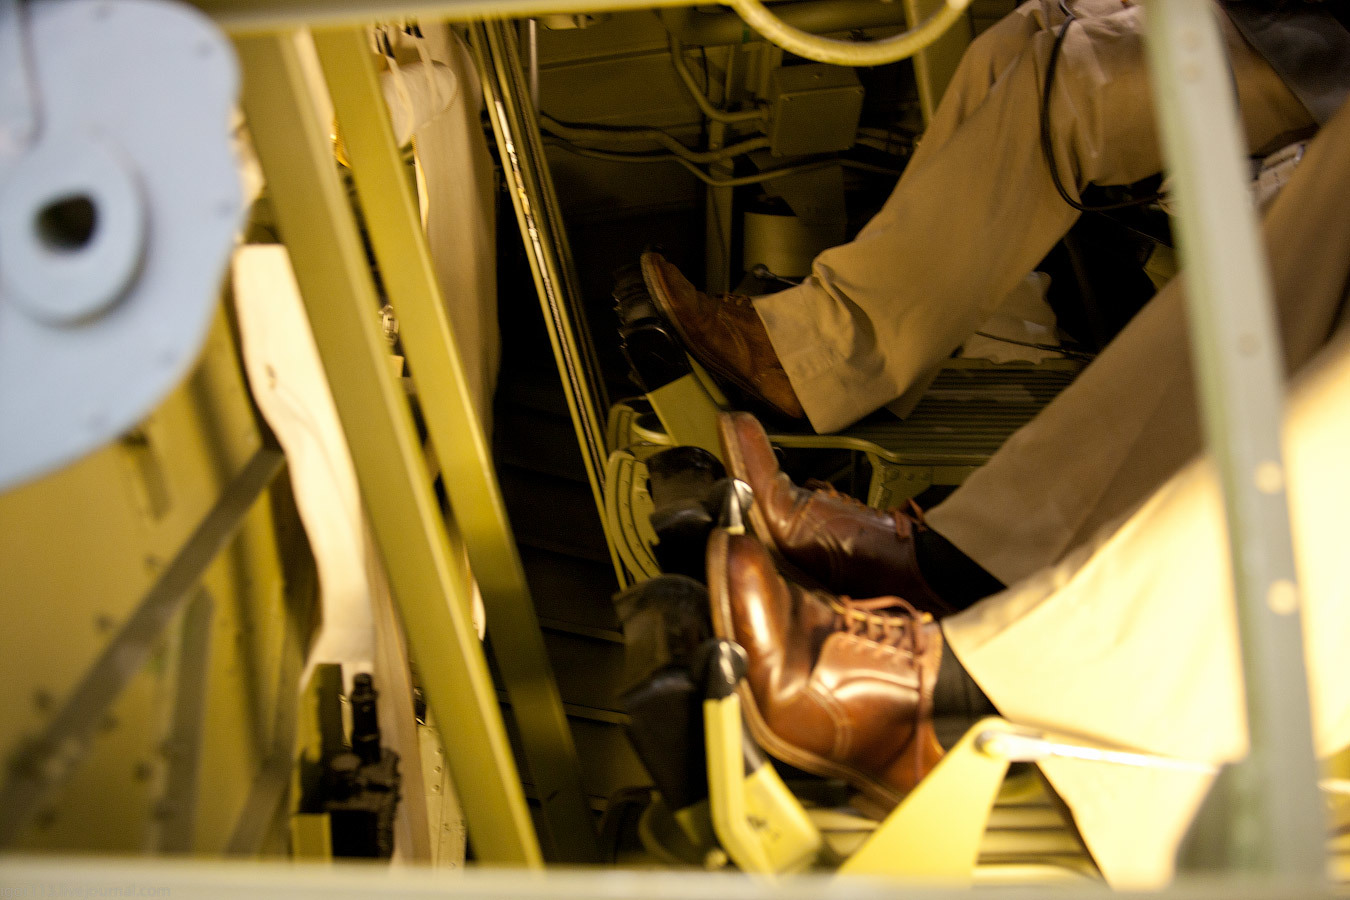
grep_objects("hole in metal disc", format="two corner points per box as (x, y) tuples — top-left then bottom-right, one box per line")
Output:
(36, 194), (99, 253)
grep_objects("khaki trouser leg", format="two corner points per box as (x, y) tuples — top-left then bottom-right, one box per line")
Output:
(755, 0), (1310, 433)
(928, 89), (1348, 586)
(941, 324), (1350, 888)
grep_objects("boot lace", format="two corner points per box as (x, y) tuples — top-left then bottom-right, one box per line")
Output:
(830, 594), (930, 656)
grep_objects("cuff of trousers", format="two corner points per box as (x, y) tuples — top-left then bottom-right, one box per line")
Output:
(755, 282), (910, 433)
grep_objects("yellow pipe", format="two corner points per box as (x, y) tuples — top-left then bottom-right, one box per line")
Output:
(725, 0), (970, 67)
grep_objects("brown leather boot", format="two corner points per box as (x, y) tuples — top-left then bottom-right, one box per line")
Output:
(718, 411), (953, 616)
(707, 529), (945, 810)
(640, 252), (805, 420)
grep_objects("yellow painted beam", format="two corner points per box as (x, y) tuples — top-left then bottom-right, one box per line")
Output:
(235, 32), (541, 866)
(902, 0), (971, 123)
(191, 0), (694, 34)
(310, 27), (599, 863)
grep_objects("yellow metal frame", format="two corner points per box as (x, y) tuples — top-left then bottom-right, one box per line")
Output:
(620, 364), (1054, 509)
(699, 704), (1099, 883)
(0, 0), (1328, 884)
(234, 33), (546, 865)
(603, 450), (663, 583)
(839, 717), (1018, 882)
(646, 376), (726, 460)
(903, 0), (972, 123)
(311, 27), (599, 863)
(703, 692), (823, 876)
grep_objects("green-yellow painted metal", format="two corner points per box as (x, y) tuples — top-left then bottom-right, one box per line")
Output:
(289, 815), (333, 861)
(646, 375), (725, 460)
(704, 695), (773, 875)
(190, 0), (696, 33)
(903, 0), (971, 123)
(1143, 0), (1322, 873)
(290, 665), (340, 862)
(671, 801), (719, 861)
(603, 451), (661, 583)
(0, 311), (305, 856)
(0, 443), (283, 846)
(703, 694), (822, 875)
(233, 33), (541, 866)
(839, 717), (1015, 882)
(309, 27), (600, 864)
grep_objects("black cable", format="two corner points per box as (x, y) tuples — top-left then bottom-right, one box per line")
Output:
(1039, 1), (1164, 213)
(749, 264), (802, 287)
(972, 330), (1096, 360)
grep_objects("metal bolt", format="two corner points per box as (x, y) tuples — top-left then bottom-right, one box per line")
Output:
(1254, 461), (1283, 494)
(1267, 579), (1299, 615)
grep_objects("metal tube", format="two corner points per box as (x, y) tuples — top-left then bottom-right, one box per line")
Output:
(667, 35), (766, 125)
(0, 447), (283, 847)
(703, 117), (735, 292)
(1141, 0), (1324, 876)
(975, 730), (1220, 775)
(497, 23), (614, 421)
(526, 19), (539, 109)
(470, 21), (624, 583)
(658, 0), (911, 48)
(538, 114), (771, 164)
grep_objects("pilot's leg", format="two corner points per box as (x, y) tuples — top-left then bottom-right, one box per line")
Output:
(940, 323), (1350, 888)
(926, 94), (1350, 587)
(754, 0), (1311, 433)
